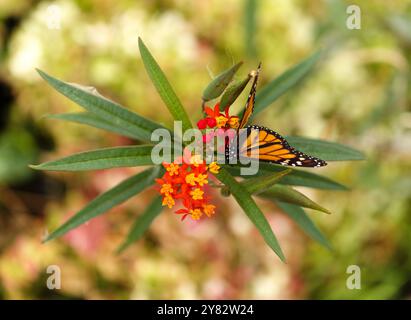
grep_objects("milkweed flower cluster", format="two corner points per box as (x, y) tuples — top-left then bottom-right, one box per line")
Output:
(155, 154), (221, 221)
(155, 103), (237, 221)
(197, 103), (239, 131)
(197, 103), (239, 151)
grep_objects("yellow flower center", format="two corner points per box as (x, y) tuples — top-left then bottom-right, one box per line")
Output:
(215, 116), (228, 128)
(166, 163), (179, 176)
(190, 188), (204, 200)
(162, 195), (175, 208)
(190, 209), (202, 220)
(208, 161), (221, 174)
(160, 183), (174, 194)
(195, 174), (208, 187)
(185, 173), (197, 186)
(203, 204), (216, 217)
(228, 117), (239, 129)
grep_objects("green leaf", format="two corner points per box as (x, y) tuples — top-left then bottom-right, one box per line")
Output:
(46, 112), (143, 140)
(215, 168), (285, 262)
(36, 69), (167, 143)
(44, 167), (160, 242)
(202, 61), (243, 101)
(238, 169), (292, 194)
(224, 164), (348, 190)
(30, 145), (161, 171)
(138, 38), (192, 132)
(250, 50), (321, 118)
(259, 184), (331, 214)
(278, 169), (347, 190)
(116, 195), (163, 253)
(285, 136), (365, 161)
(244, 0), (258, 58)
(219, 75), (252, 110)
(276, 202), (332, 250)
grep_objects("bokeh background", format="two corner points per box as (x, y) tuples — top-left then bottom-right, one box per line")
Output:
(0, 0), (410, 299)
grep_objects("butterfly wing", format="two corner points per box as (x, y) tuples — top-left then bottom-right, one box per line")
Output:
(238, 63), (261, 130)
(226, 63), (326, 167)
(237, 125), (327, 167)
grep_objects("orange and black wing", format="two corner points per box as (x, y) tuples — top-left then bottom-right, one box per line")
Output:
(238, 63), (261, 130)
(237, 125), (327, 167)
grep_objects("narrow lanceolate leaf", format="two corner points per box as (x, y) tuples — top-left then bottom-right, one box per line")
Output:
(224, 164), (348, 190)
(285, 136), (365, 161)
(46, 112), (143, 140)
(251, 51), (321, 118)
(244, 0), (258, 58)
(138, 38), (192, 132)
(277, 169), (347, 190)
(37, 69), (168, 143)
(44, 167), (160, 242)
(219, 75), (252, 110)
(202, 61), (243, 101)
(276, 202), (332, 250)
(216, 168), (285, 262)
(240, 169), (292, 194)
(30, 145), (161, 171)
(116, 195), (163, 253)
(259, 185), (331, 214)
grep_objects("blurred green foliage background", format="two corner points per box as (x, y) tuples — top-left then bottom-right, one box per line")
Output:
(0, 0), (410, 299)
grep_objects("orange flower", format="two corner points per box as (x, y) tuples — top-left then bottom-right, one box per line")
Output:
(185, 173), (196, 186)
(190, 188), (204, 200)
(215, 115), (228, 128)
(228, 116), (239, 129)
(164, 162), (179, 176)
(160, 183), (174, 194)
(204, 103), (221, 118)
(195, 173), (208, 186)
(155, 151), (217, 221)
(208, 162), (220, 174)
(199, 103), (239, 130)
(190, 209), (202, 220)
(158, 103), (239, 221)
(162, 194), (175, 208)
(203, 204), (216, 217)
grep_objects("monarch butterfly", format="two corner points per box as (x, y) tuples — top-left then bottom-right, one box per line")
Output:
(225, 63), (327, 168)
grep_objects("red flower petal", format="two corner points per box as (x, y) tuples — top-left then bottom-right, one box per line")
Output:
(213, 103), (220, 116)
(155, 178), (165, 185)
(204, 107), (215, 117)
(197, 118), (208, 129)
(175, 208), (189, 214)
(206, 117), (217, 128)
(224, 106), (230, 117)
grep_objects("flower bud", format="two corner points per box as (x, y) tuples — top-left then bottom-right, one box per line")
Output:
(206, 117), (217, 128)
(197, 118), (208, 129)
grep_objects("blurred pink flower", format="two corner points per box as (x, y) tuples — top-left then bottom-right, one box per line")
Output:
(63, 212), (108, 258)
